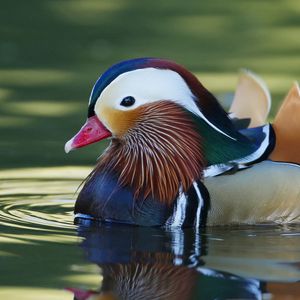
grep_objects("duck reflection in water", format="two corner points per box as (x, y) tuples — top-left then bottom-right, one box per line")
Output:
(67, 223), (265, 300)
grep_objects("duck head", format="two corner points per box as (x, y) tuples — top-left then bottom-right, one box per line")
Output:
(65, 58), (254, 205)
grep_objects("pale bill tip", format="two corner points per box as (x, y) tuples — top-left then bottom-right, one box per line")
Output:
(64, 139), (74, 154)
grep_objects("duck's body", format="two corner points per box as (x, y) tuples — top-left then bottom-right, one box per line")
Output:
(65, 58), (300, 227)
(206, 161), (300, 225)
(75, 150), (300, 227)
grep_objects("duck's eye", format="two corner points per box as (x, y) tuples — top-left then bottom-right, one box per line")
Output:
(120, 96), (135, 107)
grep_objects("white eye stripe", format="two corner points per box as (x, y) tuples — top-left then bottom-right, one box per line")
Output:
(96, 68), (196, 110)
(95, 68), (235, 140)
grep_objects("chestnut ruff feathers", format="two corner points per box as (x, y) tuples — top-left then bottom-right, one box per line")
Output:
(89, 101), (204, 205)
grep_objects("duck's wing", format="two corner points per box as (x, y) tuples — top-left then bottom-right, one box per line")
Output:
(229, 70), (271, 128)
(204, 124), (275, 177)
(237, 125), (275, 162)
(269, 82), (300, 164)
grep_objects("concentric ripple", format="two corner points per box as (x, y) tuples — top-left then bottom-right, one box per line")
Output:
(0, 178), (81, 232)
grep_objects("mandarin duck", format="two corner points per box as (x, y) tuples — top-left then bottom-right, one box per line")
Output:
(65, 58), (300, 227)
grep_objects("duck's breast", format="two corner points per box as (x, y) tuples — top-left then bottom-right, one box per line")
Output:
(75, 170), (174, 226)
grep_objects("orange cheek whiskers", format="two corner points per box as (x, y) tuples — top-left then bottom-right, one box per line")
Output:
(99, 106), (141, 137)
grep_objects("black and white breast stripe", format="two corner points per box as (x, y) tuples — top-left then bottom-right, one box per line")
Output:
(165, 181), (210, 228)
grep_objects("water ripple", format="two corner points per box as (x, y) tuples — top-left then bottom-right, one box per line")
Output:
(0, 179), (78, 231)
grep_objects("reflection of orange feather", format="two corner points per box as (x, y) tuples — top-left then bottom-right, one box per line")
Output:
(93, 101), (204, 204)
(270, 83), (300, 164)
(101, 263), (197, 300)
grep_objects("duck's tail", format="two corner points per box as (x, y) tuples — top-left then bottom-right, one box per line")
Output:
(269, 82), (300, 164)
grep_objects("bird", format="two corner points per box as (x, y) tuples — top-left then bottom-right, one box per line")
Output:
(65, 58), (300, 227)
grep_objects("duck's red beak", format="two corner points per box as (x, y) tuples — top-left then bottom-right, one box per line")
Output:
(65, 287), (96, 299)
(64, 115), (112, 153)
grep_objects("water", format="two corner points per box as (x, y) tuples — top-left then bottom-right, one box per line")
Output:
(0, 168), (299, 299)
